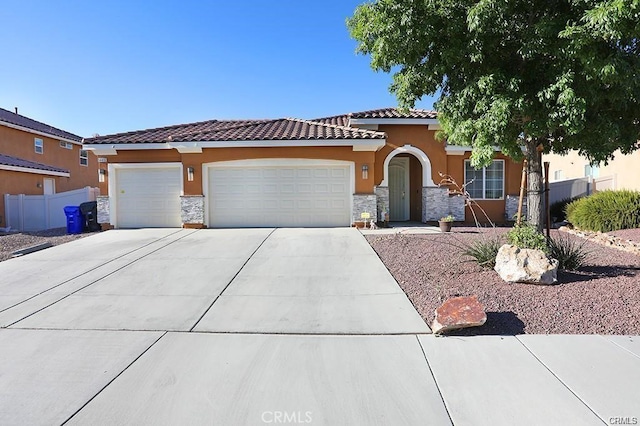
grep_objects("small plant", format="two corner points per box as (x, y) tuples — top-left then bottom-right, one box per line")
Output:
(566, 190), (640, 232)
(439, 214), (455, 222)
(507, 222), (548, 252)
(462, 237), (502, 268)
(546, 234), (589, 271)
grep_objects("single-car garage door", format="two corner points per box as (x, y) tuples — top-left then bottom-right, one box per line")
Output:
(207, 160), (352, 227)
(114, 166), (182, 228)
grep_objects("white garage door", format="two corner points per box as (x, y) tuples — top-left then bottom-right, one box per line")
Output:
(115, 166), (182, 228)
(208, 162), (352, 227)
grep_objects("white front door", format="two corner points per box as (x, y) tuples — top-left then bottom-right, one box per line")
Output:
(43, 178), (55, 195)
(389, 157), (410, 221)
(207, 160), (352, 228)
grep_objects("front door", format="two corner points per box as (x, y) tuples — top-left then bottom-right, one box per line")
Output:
(389, 157), (410, 221)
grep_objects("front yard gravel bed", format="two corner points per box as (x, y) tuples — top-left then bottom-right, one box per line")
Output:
(366, 227), (640, 335)
(0, 228), (95, 262)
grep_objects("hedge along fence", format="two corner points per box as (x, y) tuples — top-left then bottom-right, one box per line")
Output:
(566, 190), (640, 232)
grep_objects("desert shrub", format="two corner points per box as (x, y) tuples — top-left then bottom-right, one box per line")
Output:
(546, 234), (589, 270)
(566, 190), (640, 232)
(462, 237), (502, 268)
(507, 222), (548, 252)
(549, 196), (581, 223)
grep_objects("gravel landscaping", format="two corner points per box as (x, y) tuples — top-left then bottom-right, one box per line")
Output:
(0, 228), (96, 262)
(366, 227), (640, 335)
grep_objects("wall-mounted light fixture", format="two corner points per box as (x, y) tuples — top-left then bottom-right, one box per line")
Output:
(36, 182), (42, 188)
(98, 168), (106, 183)
(187, 166), (195, 182)
(362, 164), (369, 180)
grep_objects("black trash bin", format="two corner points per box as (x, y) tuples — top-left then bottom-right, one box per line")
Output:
(79, 201), (100, 232)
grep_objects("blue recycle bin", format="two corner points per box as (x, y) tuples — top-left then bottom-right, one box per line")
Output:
(63, 206), (84, 234)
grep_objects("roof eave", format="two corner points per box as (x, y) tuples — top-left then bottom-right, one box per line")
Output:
(349, 118), (440, 126)
(84, 138), (386, 154)
(0, 120), (81, 144)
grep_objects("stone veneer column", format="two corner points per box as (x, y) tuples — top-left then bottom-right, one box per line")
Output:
(505, 195), (527, 221)
(374, 186), (389, 222)
(422, 187), (450, 221)
(352, 194), (377, 224)
(96, 196), (110, 224)
(180, 195), (205, 225)
(448, 194), (465, 221)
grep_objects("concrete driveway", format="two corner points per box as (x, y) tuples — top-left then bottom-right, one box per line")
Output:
(1, 228), (638, 425)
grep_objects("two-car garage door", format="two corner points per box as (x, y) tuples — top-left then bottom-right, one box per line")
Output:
(207, 161), (352, 228)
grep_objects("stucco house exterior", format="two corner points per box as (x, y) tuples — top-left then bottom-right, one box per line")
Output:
(83, 108), (523, 229)
(0, 107), (98, 228)
(544, 149), (635, 190)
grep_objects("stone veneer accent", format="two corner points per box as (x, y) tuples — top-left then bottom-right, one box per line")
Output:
(353, 194), (377, 224)
(374, 186), (389, 222)
(422, 187), (449, 221)
(448, 194), (465, 221)
(505, 194), (527, 221)
(96, 196), (110, 224)
(181, 195), (205, 224)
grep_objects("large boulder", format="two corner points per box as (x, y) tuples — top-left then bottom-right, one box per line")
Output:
(431, 295), (487, 334)
(494, 244), (559, 285)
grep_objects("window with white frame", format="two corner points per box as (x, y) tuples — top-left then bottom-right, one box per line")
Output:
(59, 141), (73, 149)
(34, 138), (43, 154)
(80, 149), (88, 166)
(554, 170), (563, 181)
(464, 160), (504, 199)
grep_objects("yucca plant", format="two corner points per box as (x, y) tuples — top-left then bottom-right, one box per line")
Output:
(461, 237), (503, 268)
(546, 234), (589, 270)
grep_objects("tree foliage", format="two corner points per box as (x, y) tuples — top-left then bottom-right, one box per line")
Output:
(348, 0), (640, 229)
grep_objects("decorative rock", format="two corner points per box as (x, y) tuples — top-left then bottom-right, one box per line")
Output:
(494, 244), (559, 285)
(431, 295), (487, 334)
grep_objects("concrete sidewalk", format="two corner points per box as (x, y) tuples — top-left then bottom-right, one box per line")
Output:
(0, 228), (638, 425)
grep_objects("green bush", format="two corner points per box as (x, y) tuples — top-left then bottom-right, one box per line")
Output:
(546, 234), (589, 270)
(549, 196), (581, 223)
(566, 190), (640, 232)
(462, 237), (502, 268)
(507, 222), (548, 252)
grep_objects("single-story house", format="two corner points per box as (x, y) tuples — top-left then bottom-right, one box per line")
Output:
(0, 107), (97, 228)
(83, 108), (524, 229)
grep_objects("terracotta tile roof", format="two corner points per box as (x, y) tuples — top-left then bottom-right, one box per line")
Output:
(313, 107), (438, 124)
(85, 118), (385, 145)
(0, 153), (69, 174)
(0, 107), (82, 142)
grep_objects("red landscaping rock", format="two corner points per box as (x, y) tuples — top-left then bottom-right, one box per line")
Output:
(431, 295), (487, 334)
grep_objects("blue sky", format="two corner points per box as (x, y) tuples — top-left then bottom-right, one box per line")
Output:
(1, 1), (437, 138)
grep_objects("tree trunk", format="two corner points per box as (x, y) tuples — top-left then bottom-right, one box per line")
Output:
(525, 139), (544, 232)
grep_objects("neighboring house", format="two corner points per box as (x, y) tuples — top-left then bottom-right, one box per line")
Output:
(83, 108), (524, 229)
(0, 107), (98, 228)
(544, 149), (635, 191)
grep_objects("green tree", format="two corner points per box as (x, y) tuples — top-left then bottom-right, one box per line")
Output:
(348, 0), (640, 231)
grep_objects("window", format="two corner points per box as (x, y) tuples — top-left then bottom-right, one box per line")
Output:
(34, 138), (43, 154)
(554, 170), (564, 181)
(59, 141), (72, 149)
(80, 149), (88, 166)
(464, 160), (504, 199)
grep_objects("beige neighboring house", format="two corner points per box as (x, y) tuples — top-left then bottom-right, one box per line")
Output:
(544, 150), (632, 191)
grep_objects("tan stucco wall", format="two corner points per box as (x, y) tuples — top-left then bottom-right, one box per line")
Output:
(0, 125), (98, 227)
(544, 149), (640, 190)
(99, 146), (376, 196)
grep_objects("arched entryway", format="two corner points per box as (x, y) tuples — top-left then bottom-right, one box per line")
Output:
(381, 145), (435, 222)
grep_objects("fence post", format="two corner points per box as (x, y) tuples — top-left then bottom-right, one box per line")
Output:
(3, 194), (9, 230)
(17, 194), (25, 232)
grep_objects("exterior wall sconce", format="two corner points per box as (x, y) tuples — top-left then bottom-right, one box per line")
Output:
(36, 182), (42, 188)
(98, 169), (106, 183)
(362, 164), (369, 180)
(187, 166), (195, 182)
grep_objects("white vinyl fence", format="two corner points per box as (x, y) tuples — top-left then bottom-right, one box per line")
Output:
(4, 187), (99, 232)
(549, 175), (616, 204)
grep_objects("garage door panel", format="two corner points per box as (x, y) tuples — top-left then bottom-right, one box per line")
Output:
(116, 167), (181, 228)
(208, 164), (351, 228)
